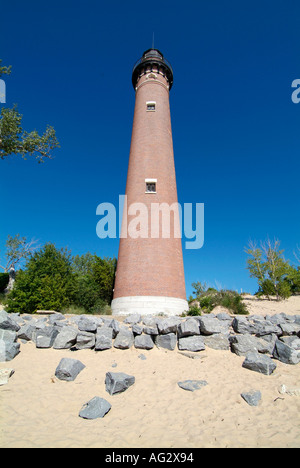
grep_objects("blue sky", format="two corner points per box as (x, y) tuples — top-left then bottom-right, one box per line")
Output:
(0, 0), (299, 298)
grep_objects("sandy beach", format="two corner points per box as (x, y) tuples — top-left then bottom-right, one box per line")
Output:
(0, 296), (300, 449)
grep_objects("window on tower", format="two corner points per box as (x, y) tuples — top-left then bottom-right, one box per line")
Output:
(146, 101), (156, 111)
(145, 179), (157, 193)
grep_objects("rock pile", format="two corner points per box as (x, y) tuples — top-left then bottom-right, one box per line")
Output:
(1, 308), (300, 419)
(0, 309), (300, 373)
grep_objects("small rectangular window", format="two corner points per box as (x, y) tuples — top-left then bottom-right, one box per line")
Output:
(146, 182), (156, 192)
(146, 101), (156, 111)
(145, 178), (157, 193)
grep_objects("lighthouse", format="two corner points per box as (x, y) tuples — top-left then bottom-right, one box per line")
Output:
(111, 48), (188, 316)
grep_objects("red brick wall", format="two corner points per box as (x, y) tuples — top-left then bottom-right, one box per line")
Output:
(113, 71), (187, 300)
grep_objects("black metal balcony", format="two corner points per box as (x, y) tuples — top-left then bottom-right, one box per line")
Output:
(132, 49), (174, 90)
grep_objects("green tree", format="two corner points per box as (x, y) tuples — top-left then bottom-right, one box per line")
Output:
(0, 60), (59, 162)
(70, 253), (102, 313)
(5, 244), (74, 314)
(92, 256), (117, 305)
(70, 253), (117, 313)
(286, 266), (300, 294)
(245, 238), (291, 300)
(0, 234), (39, 273)
(284, 247), (300, 294)
(191, 281), (208, 298)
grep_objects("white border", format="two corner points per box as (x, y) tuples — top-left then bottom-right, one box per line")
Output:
(111, 296), (189, 316)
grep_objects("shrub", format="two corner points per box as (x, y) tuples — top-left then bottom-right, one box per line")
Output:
(90, 298), (110, 315)
(218, 290), (248, 315)
(187, 305), (202, 316)
(62, 305), (87, 315)
(71, 253), (116, 313)
(0, 292), (6, 304)
(199, 295), (215, 312)
(0, 273), (9, 293)
(190, 282), (249, 315)
(5, 244), (74, 314)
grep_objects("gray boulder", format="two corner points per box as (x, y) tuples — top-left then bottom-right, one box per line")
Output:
(124, 314), (141, 325)
(17, 324), (35, 342)
(273, 339), (300, 365)
(204, 334), (230, 350)
(142, 316), (159, 327)
(36, 326), (59, 348)
(0, 339), (20, 362)
(0, 328), (17, 343)
(232, 316), (257, 335)
(198, 316), (227, 335)
(241, 390), (262, 406)
(294, 315), (300, 325)
(132, 324), (143, 335)
(109, 319), (120, 338)
(79, 396), (111, 419)
(32, 319), (48, 332)
(242, 351), (277, 375)
(279, 323), (300, 336)
(53, 326), (78, 349)
(178, 380), (208, 392)
(48, 313), (66, 325)
(255, 336), (277, 355)
(134, 334), (154, 350)
(105, 371), (135, 395)
(0, 310), (20, 332)
(157, 317), (180, 335)
(230, 334), (264, 356)
(177, 318), (200, 337)
(75, 331), (96, 350)
(216, 312), (233, 325)
(155, 333), (177, 351)
(143, 325), (159, 336)
(113, 328), (134, 349)
(95, 327), (113, 351)
(252, 319), (281, 337)
(78, 317), (97, 333)
(265, 313), (287, 325)
(178, 335), (205, 352)
(55, 358), (86, 381)
(280, 336), (300, 349)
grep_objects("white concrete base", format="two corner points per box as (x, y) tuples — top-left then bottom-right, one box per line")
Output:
(111, 296), (189, 316)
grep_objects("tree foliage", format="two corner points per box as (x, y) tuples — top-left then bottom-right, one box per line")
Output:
(4, 243), (117, 314)
(0, 59), (59, 162)
(5, 244), (74, 314)
(0, 59), (12, 77)
(245, 238), (298, 300)
(190, 281), (248, 315)
(0, 105), (59, 162)
(0, 234), (39, 273)
(71, 253), (116, 313)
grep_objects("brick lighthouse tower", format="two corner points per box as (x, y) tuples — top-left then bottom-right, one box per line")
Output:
(111, 48), (188, 316)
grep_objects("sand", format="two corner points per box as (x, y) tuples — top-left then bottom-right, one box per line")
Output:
(0, 296), (300, 449)
(241, 294), (300, 317)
